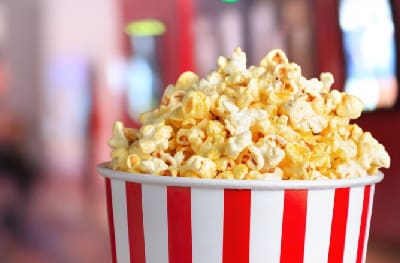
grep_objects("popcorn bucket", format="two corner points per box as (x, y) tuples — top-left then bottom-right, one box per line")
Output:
(97, 163), (383, 263)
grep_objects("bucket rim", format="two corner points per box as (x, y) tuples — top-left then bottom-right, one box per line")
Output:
(97, 162), (384, 190)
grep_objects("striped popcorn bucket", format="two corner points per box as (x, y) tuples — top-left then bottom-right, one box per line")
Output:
(97, 164), (383, 263)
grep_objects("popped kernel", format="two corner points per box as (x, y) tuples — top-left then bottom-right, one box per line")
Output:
(175, 71), (199, 90)
(111, 147), (129, 171)
(233, 164), (249, 180)
(214, 95), (239, 117)
(139, 157), (168, 175)
(358, 132), (391, 170)
(180, 155), (216, 179)
(176, 127), (205, 146)
(238, 145), (264, 171)
(224, 109), (253, 136)
(108, 121), (129, 149)
(182, 91), (210, 119)
(215, 157), (235, 172)
(108, 48), (390, 180)
(257, 167), (284, 180)
(256, 136), (286, 171)
(127, 154), (141, 170)
(193, 136), (225, 160)
(336, 94), (364, 119)
(282, 95), (328, 134)
(225, 131), (252, 158)
(220, 47), (247, 74)
(138, 122), (173, 154)
(216, 171), (234, 180)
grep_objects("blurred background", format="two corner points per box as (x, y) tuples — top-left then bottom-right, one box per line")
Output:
(0, 0), (399, 262)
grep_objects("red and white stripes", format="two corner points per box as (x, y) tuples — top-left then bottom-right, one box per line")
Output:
(105, 178), (375, 263)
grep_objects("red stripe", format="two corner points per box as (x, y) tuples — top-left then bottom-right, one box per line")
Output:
(222, 189), (251, 263)
(280, 190), (308, 263)
(126, 182), (146, 263)
(328, 187), (350, 263)
(176, 0), (195, 72)
(167, 187), (192, 263)
(356, 186), (371, 263)
(105, 178), (117, 263)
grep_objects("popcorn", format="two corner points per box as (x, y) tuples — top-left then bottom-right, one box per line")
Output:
(225, 131), (252, 158)
(336, 94), (364, 119)
(108, 121), (129, 149)
(159, 153), (179, 177)
(175, 71), (199, 90)
(320, 72), (334, 93)
(108, 48), (391, 180)
(180, 155), (216, 179)
(256, 135), (286, 171)
(138, 122), (173, 154)
(331, 136), (357, 160)
(280, 141), (311, 179)
(176, 127), (205, 146)
(216, 170), (234, 180)
(215, 157), (235, 172)
(335, 160), (366, 179)
(358, 132), (391, 170)
(193, 136), (225, 160)
(127, 154), (141, 170)
(205, 120), (226, 137)
(111, 147), (129, 171)
(182, 91), (211, 119)
(238, 145), (264, 171)
(214, 95), (239, 117)
(246, 168), (284, 180)
(260, 49), (288, 69)
(233, 164), (249, 180)
(174, 145), (194, 164)
(139, 157), (168, 175)
(282, 95), (328, 134)
(219, 47), (247, 74)
(224, 109), (253, 136)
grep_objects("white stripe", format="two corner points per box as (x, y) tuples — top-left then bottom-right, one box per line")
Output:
(343, 186), (365, 262)
(249, 190), (284, 263)
(303, 189), (335, 262)
(191, 188), (224, 263)
(142, 185), (169, 263)
(361, 185), (375, 263)
(111, 180), (130, 262)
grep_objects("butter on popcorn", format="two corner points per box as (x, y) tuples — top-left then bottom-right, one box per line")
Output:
(108, 48), (391, 180)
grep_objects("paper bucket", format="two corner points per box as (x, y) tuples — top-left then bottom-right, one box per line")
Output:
(97, 163), (383, 263)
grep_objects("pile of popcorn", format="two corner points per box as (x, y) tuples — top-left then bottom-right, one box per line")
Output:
(108, 48), (390, 180)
